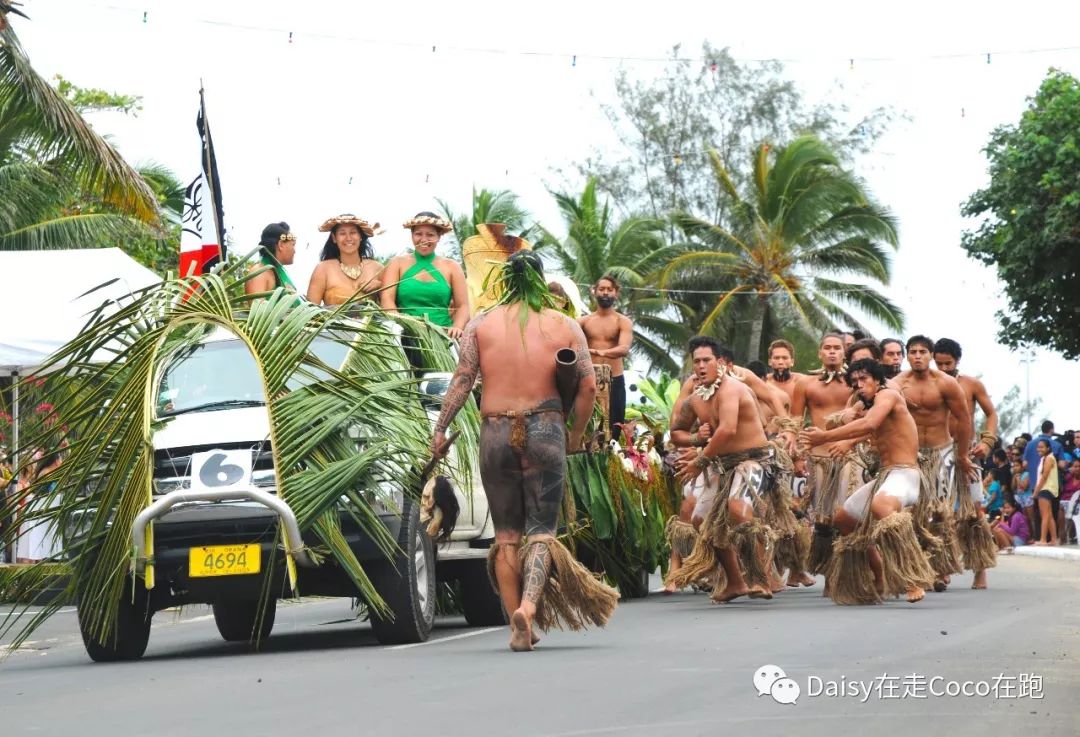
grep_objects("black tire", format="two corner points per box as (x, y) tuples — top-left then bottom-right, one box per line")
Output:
(459, 557), (507, 626)
(212, 597), (276, 642)
(78, 582), (153, 662)
(619, 564), (651, 600)
(370, 499), (436, 645)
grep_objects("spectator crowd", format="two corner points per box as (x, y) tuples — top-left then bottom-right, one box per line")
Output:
(984, 420), (1080, 551)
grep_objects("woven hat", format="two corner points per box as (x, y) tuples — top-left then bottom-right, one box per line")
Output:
(402, 213), (453, 234)
(318, 214), (378, 236)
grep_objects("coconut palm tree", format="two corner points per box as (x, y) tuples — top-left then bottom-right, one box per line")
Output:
(662, 136), (903, 362)
(0, 19), (157, 223)
(539, 178), (688, 373)
(0, 161), (155, 250)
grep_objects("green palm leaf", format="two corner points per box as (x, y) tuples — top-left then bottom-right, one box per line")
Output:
(0, 268), (477, 651)
(0, 26), (157, 223)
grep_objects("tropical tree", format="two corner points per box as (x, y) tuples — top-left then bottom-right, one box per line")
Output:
(572, 43), (892, 222)
(538, 178), (688, 372)
(0, 20), (157, 223)
(436, 187), (534, 261)
(662, 136), (903, 362)
(961, 69), (1080, 359)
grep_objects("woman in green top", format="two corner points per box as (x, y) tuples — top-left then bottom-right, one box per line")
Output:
(381, 212), (470, 339)
(245, 221), (297, 295)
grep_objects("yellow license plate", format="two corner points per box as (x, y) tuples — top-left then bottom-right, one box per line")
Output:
(189, 544), (261, 577)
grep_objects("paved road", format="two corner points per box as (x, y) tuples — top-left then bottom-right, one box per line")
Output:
(1, 556), (1078, 737)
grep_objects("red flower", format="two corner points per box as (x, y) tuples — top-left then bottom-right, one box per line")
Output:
(34, 402), (54, 414)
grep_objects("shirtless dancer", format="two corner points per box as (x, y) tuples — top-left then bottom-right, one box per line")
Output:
(880, 338), (904, 379)
(894, 335), (974, 591)
(791, 334), (854, 578)
(578, 275), (633, 441)
(662, 346), (713, 593)
(766, 339), (806, 408)
(932, 337), (998, 589)
(801, 359), (936, 604)
(667, 337), (781, 602)
(433, 252), (617, 651)
(664, 341), (793, 591)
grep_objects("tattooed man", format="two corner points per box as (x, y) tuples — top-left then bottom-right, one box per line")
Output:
(433, 251), (617, 651)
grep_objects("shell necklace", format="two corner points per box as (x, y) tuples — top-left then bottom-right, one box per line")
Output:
(339, 260), (364, 280)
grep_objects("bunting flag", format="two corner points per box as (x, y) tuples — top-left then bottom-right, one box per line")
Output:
(180, 87), (225, 277)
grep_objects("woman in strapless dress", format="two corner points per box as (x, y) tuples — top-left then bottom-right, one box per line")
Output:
(306, 214), (383, 306)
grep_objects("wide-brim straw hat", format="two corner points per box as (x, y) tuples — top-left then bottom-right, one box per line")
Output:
(402, 214), (453, 235)
(318, 214), (378, 236)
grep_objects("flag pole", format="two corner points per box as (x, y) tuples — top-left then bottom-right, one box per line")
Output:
(198, 83), (224, 265)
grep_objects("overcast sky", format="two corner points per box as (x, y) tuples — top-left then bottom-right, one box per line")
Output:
(14, 0), (1080, 434)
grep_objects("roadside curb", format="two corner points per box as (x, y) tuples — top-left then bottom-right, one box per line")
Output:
(1011, 546), (1080, 562)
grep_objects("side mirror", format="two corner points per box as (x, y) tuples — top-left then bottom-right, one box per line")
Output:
(419, 372), (453, 400)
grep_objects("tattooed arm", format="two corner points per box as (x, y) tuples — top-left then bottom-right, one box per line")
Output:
(568, 320), (597, 452)
(432, 315), (483, 455)
(670, 393), (702, 448)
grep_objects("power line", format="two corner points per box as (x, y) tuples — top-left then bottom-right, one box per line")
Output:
(79, 4), (1080, 67)
(573, 282), (913, 296)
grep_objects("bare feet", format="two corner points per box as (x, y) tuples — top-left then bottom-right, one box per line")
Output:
(972, 570), (988, 590)
(932, 579), (947, 593)
(787, 571), (816, 588)
(662, 581), (678, 594)
(711, 585), (749, 604)
(747, 585), (774, 600)
(509, 609), (534, 652)
(906, 586), (925, 603)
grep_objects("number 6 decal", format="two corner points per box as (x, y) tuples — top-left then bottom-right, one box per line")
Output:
(190, 449), (253, 492)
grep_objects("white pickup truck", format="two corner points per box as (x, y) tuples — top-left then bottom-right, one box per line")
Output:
(76, 329), (502, 661)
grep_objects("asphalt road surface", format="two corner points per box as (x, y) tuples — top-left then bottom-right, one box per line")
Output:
(1, 556), (1078, 737)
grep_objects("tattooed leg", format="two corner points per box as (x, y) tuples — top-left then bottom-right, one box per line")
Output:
(510, 538), (552, 652)
(491, 534), (524, 619)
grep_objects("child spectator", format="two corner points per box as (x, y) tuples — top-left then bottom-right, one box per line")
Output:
(1011, 460), (1034, 540)
(991, 499), (1030, 551)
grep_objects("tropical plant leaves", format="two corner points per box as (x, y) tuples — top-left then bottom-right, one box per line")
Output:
(0, 266), (478, 652)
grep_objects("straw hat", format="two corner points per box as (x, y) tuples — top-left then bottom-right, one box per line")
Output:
(402, 213), (453, 234)
(318, 214), (378, 236)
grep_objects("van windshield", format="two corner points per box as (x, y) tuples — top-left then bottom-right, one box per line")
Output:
(157, 337), (350, 416)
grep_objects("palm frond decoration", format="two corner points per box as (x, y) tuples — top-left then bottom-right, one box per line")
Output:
(0, 267), (477, 652)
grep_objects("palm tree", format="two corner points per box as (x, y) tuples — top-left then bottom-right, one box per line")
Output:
(0, 161), (156, 250)
(436, 187), (534, 261)
(539, 178), (688, 373)
(663, 136), (903, 362)
(0, 20), (157, 223)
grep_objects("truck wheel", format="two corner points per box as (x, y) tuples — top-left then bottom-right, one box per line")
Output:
(619, 565), (651, 600)
(459, 557), (507, 626)
(212, 597), (276, 642)
(78, 581), (153, 662)
(370, 498), (436, 645)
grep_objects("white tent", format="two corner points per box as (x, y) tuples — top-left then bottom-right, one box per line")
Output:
(1, 249), (160, 562)
(0, 248), (161, 372)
